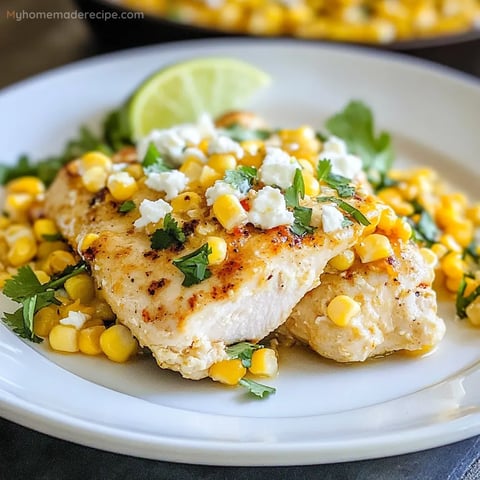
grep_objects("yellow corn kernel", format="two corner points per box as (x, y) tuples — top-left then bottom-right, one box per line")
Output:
(79, 325), (106, 355)
(7, 236), (37, 267)
(467, 204), (480, 225)
(207, 236), (227, 265)
(79, 233), (99, 251)
(82, 318), (105, 329)
(327, 295), (361, 327)
(33, 218), (58, 242)
(439, 234), (462, 253)
(466, 297), (480, 326)
(49, 324), (79, 353)
(464, 277), (480, 297)
(419, 248), (438, 269)
(377, 188), (414, 216)
(209, 359), (246, 386)
(7, 176), (45, 196)
(100, 324), (137, 362)
(34, 270), (50, 284)
(240, 140), (263, 156)
(249, 348), (278, 377)
(445, 276), (462, 293)
(124, 163), (144, 180)
(329, 249), (355, 271)
(440, 252), (465, 279)
(47, 250), (77, 274)
(431, 242), (448, 260)
(446, 218), (474, 248)
(5, 193), (34, 212)
(59, 299), (95, 318)
(197, 138), (209, 154)
(392, 218), (413, 242)
(355, 234), (394, 263)
(199, 165), (223, 188)
(212, 194), (248, 231)
(179, 157), (203, 183)
(298, 158), (314, 174)
(34, 305), (61, 338)
(37, 240), (69, 259)
(0, 215), (10, 230)
(92, 299), (115, 321)
(82, 166), (108, 193)
(279, 125), (315, 144)
(107, 172), (138, 202)
(0, 272), (11, 289)
(171, 192), (202, 213)
(4, 225), (34, 246)
(80, 151), (112, 172)
(302, 171), (320, 197)
(247, 4), (284, 35)
(377, 207), (397, 233)
(207, 154), (237, 173)
(64, 273), (95, 304)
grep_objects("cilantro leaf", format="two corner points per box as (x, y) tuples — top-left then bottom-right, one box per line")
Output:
(239, 378), (276, 398)
(464, 241), (480, 264)
(316, 159), (355, 198)
(142, 143), (172, 173)
(326, 101), (394, 187)
(224, 166), (257, 195)
(103, 109), (133, 152)
(408, 209), (439, 247)
(223, 124), (272, 142)
(316, 159), (332, 181)
(42, 233), (64, 242)
(456, 276), (480, 319)
(118, 200), (136, 213)
(173, 243), (212, 287)
(3, 265), (44, 301)
(317, 196), (371, 226)
(284, 169), (305, 208)
(291, 206), (315, 236)
(226, 342), (263, 368)
(151, 214), (186, 250)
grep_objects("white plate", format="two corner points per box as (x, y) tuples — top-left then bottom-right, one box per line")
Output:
(1, 39), (480, 466)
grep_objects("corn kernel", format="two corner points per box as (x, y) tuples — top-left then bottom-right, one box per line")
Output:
(80, 151), (112, 172)
(439, 234), (462, 253)
(440, 252), (465, 279)
(79, 233), (99, 251)
(464, 278), (480, 297)
(431, 242), (448, 260)
(34, 270), (50, 284)
(107, 172), (138, 202)
(355, 234), (393, 263)
(207, 154), (237, 173)
(419, 248), (438, 269)
(302, 171), (320, 197)
(34, 305), (61, 337)
(171, 192), (202, 213)
(33, 218), (58, 242)
(392, 218), (413, 242)
(466, 297), (480, 326)
(47, 250), (77, 274)
(7, 176), (45, 196)
(0, 215), (10, 230)
(37, 240), (69, 259)
(249, 348), (278, 377)
(82, 166), (108, 193)
(4, 225), (34, 246)
(92, 299), (115, 321)
(7, 236), (37, 266)
(79, 325), (106, 355)
(212, 194), (248, 231)
(207, 236), (228, 265)
(377, 207), (398, 233)
(445, 276), (462, 293)
(179, 157), (203, 183)
(467, 204), (480, 225)
(0, 272), (11, 289)
(209, 359), (246, 385)
(327, 295), (361, 327)
(100, 324), (137, 362)
(329, 249), (355, 271)
(5, 193), (34, 212)
(446, 218), (474, 248)
(199, 165), (222, 188)
(124, 163), (144, 180)
(64, 273), (95, 303)
(49, 324), (79, 353)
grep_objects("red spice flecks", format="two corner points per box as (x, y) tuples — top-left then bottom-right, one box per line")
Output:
(240, 198), (251, 211)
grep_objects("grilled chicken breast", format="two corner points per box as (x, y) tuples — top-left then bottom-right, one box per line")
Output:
(285, 241), (445, 361)
(44, 156), (375, 379)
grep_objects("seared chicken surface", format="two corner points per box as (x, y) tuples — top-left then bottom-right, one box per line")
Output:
(285, 241), (445, 361)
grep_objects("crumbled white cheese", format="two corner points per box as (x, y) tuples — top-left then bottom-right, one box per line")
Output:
(59, 311), (90, 330)
(137, 114), (217, 166)
(145, 170), (187, 200)
(208, 135), (244, 158)
(321, 205), (345, 232)
(259, 147), (300, 189)
(111, 162), (129, 172)
(182, 147), (207, 163)
(320, 136), (363, 180)
(248, 186), (294, 230)
(205, 180), (246, 206)
(134, 198), (172, 228)
(108, 171), (136, 187)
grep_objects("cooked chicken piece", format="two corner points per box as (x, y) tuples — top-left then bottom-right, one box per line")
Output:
(44, 158), (375, 379)
(284, 242), (445, 362)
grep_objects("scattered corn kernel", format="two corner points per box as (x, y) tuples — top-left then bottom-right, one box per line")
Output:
(329, 249), (355, 271)
(82, 166), (108, 193)
(107, 172), (138, 201)
(431, 243), (448, 260)
(7, 176), (45, 196)
(34, 270), (50, 284)
(207, 153), (237, 173)
(34, 305), (61, 338)
(171, 191), (202, 213)
(179, 157), (203, 182)
(392, 218), (413, 242)
(302, 171), (320, 196)
(419, 248), (438, 269)
(209, 358), (246, 385)
(37, 240), (69, 259)
(80, 151), (112, 172)
(440, 252), (465, 279)
(249, 348), (278, 377)
(327, 295), (361, 327)
(199, 165), (223, 188)
(79, 325), (106, 355)
(466, 297), (480, 326)
(49, 324), (79, 353)
(5, 193), (34, 212)
(33, 218), (58, 242)
(47, 250), (77, 274)
(206, 236), (228, 265)
(64, 273), (95, 304)
(99, 324), (137, 362)
(79, 233), (99, 251)
(212, 194), (248, 231)
(355, 234), (393, 263)
(7, 236), (37, 266)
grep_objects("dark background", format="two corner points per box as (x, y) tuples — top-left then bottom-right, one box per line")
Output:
(1, 1), (480, 478)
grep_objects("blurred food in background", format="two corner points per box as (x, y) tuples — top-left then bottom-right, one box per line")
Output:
(120, 0), (480, 44)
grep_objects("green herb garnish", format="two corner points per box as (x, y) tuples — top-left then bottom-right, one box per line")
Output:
(42, 233), (64, 242)
(2, 262), (87, 342)
(316, 159), (355, 198)
(224, 166), (257, 195)
(223, 124), (271, 142)
(239, 378), (276, 398)
(291, 206), (315, 236)
(456, 276), (480, 319)
(142, 143), (172, 173)
(151, 213), (186, 250)
(226, 342), (263, 368)
(464, 241), (480, 264)
(172, 243), (212, 287)
(317, 196), (371, 226)
(118, 200), (136, 213)
(409, 210), (439, 247)
(284, 170), (315, 236)
(326, 101), (394, 189)
(284, 169), (305, 208)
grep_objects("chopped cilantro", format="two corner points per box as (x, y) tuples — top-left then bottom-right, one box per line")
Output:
(464, 241), (480, 264)
(409, 209), (439, 247)
(118, 200), (136, 213)
(223, 124), (272, 142)
(456, 276), (480, 319)
(284, 169), (305, 208)
(239, 378), (276, 398)
(226, 342), (263, 368)
(291, 206), (315, 236)
(224, 166), (257, 195)
(172, 243), (212, 287)
(41, 233), (64, 242)
(150, 213), (186, 250)
(103, 109), (132, 152)
(316, 159), (355, 198)
(341, 217), (354, 228)
(317, 196), (371, 226)
(141, 143), (172, 173)
(326, 101), (394, 189)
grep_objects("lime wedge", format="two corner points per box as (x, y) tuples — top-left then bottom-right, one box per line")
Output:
(125, 58), (271, 140)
